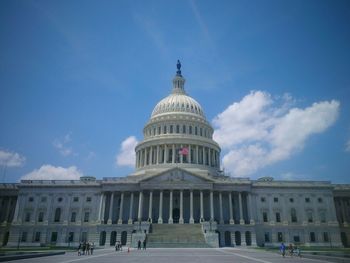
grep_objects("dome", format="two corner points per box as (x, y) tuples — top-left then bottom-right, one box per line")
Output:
(151, 93), (205, 119)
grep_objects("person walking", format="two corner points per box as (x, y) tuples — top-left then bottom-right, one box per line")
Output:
(143, 239), (147, 250)
(90, 242), (94, 255)
(280, 243), (286, 257)
(137, 240), (141, 250)
(77, 243), (82, 256)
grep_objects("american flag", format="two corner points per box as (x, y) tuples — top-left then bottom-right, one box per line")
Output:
(178, 147), (189, 155)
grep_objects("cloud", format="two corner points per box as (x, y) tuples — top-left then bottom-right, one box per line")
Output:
(213, 91), (340, 177)
(116, 136), (138, 167)
(346, 139), (350, 152)
(21, 165), (83, 181)
(53, 133), (74, 157)
(0, 150), (26, 167)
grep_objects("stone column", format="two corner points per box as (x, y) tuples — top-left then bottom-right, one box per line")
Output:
(137, 191), (143, 221)
(268, 194), (274, 225)
(282, 195), (289, 225)
(150, 147), (153, 165)
(158, 191), (163, 224)
(63, 195), (71, 225)
(196, 145), (199, 164)
(169, 190), (173, 224)
(189, 145), (192, 163)
(219, 192), (224, 224)
(128, 192), (134, 224)
(156, 145), (160, 164)
(202, 147), (205, 165)
(164, 145), (168, 163)
(118, 192), (124, 224)
(248, 193), (255, 225)
(210, 191), (214, 221)
(239, 192), (244, 225)
(200, 191), (204, 222)
(180, 144), (183, 163)
(4, 198), (12, 223)
(208, 148), (211, 166)
(342, 199), (348, 225)
(12, 195), (21, 223)
(148, 191), (153, 223)
(229, 192), (234, 224)
(107, 192), (114, 224)
(190, 190), (194, 224)
(172, 144), (175, 163)
(179, 190), (184, 224)
(98, 192), (104, 223)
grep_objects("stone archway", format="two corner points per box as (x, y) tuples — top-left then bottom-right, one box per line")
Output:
(110, 231), (117, 246)
(224, 231), (231, 247)
(99, 231), (106, 246)
(121, 231), (127, 245)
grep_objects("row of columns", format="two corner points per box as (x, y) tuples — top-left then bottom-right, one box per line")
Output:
(136, 144), (219, 168)
(0, 196), (16, 223)
(98, 190), (254, 225)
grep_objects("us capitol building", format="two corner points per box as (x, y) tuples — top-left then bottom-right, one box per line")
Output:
(0, 62), (349, 248)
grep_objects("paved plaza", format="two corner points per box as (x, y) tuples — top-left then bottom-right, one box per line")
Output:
(3, 247), (348, 263)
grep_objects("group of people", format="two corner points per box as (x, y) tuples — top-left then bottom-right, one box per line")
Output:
(115, 241), (123, 251)
(280, 243), (301, 258)
(137, 239), (147, 250)
(77, 241), (95, 256)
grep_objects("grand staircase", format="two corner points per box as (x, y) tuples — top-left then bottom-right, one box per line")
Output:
(147, 224), (210, 248)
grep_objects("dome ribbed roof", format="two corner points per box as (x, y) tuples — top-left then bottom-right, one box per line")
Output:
(151, 93), (205, 119)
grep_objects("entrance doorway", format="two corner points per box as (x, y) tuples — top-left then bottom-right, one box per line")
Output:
(121, 231), (127, 245)
(224, 231), (231, 246)
(173, 208), (180, 223)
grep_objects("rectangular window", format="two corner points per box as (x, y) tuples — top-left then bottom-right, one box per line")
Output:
(182, 125), (186, 133)
(38, 212), (44, 222)
(86, 197), (92, 202)
(163, 126), (167, 134)
(294, 236), (300, 243)
(194, 126), (197, 135)
(176, 125), (180, 133)
(169, 125), (173, 133)
(68, 232), (74, 242)
(318, 198), (323, 203)
(264, 232), (270, 242)
(323, 232), (329, 242)
(158, 126), (161, 135)
(84, 212), (89, 222)
(51, 232), (58, 242)
(276, 212), (281, 222)
(28, 197), (34, 202)
(71, 212), (76, 222)
(310, 232), (316, 242)
(261, 197), (266, 202)
(73, 197), (79, 202)
(34, 232), (41, 242)
(308, 211), (313, 223)
(189, 126), (192, 134)
(305, 197), (310, 203)
(81, 232), (87, 242)
(277, 232), (283, 242)
(263, 212), (268, 222)
(289, 198), (294, 203)
(21, 232), (27, 242)
(274, 197), (278, 203)
(25, 212), (31, 222)
(41, 196), (47, 202)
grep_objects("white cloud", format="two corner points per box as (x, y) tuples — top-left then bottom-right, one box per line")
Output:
(213, 91), (340, 177)
(21, 165), (83, 180)
(346, 138), (350, 152)
(116, 136), (138, 167)
(53, 133), (74, 157)
(0, 150), (26, 167)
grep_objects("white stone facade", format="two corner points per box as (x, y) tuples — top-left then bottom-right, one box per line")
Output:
(0, 63), (349, 248)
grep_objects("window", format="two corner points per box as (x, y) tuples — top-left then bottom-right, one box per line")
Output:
(163, 126), (167, 134)
(276, 212), (281, 223)
(323, 232), (329, 242)
(274, 197), (279, 203)
(58, 197), (63, 202)
(289, 198), (294, 203)
(176, 125), (180, 133)
(305, 197), (310, 203)
(71, 212), (76, 222)
(261, 197), (266, 202)
(153, 128), (156, 136)
(182, 125), (186, 133)
(320, 211), (326, 223)
(293, 236), (300, 243)
(84, 212), (90, 222)
(51, 232), (58, 242)
(29, 197), (34, 202)
(263, 212), (268, 222)
(86, 197), (92, 202)
(21, 232), (27, 242)
(38, 212), (44, 222)
(189, 126), (192, 134)
(41, 196), (47, 202)
(68, 232), (74, 242)
(291, 208), (297, 223)
(169, 125), (173, 133)
(318, 197), (323, 203)
(34, 232), (41, 242)
(73, 197), (79, 202)
(307, 211), (313, 223)
(264, 232), (270, 242)
(81, 232), (87, 242)
(25, 212), (31, 222)
(158, 126), (161, 135)
(54, 208), (61, 222)
(310, 232), (316, 242)
(278, 232), (283, 242)
(200, 128), (203, 136)
(195, 126), (198, 135)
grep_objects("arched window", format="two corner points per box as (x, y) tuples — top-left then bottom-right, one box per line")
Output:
(54, 208), (61, 222)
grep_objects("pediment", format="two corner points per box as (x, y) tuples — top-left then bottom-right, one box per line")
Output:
(140, 168), (214, 184)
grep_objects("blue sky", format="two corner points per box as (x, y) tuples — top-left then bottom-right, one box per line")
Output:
(0, 0), (349, 183)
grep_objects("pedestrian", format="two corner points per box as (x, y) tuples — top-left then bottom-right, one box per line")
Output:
(86, 242), (90, 255)
(77, 243), (82, 256)
(137, 240), (141, 250)
(280, 242), (286, 257)
(90, 242), (94, 255)
(82, 242), (86, 255)
(143, 239), (146, 250)
(288, 244), (294, 257)
(115, 241), (118, 251)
